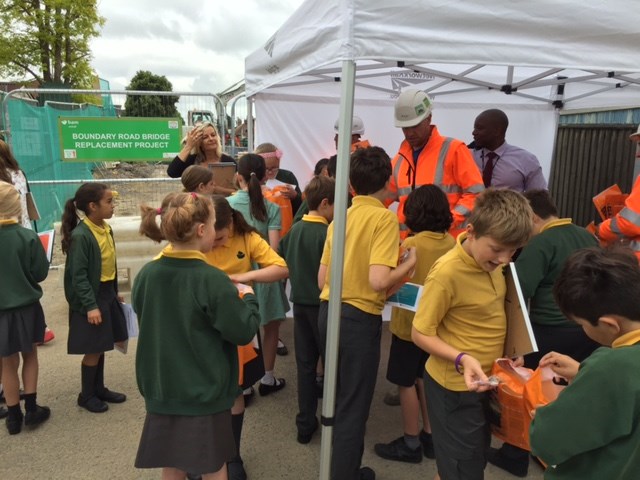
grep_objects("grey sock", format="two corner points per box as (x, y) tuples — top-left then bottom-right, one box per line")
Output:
(404, 433), (420, 450)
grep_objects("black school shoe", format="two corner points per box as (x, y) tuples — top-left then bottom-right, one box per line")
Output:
(297, 418), (319, 444)
(374, 436), (422, 463)
(359, 467), (376, 480)
(97, 388), (126, 403)
(77, 394), (109, 413)
(0, 406), (7, 419)
(487, 446), (529, 478)
(25, 405), (51, 428)
(258, 378), (286, 396)
(6, 410), (23, 435)
(419, 430), (436, 459)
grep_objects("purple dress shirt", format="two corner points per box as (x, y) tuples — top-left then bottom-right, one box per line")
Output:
(472, 142), (547, 192)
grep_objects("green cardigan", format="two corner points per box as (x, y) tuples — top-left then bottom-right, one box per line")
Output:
(64, 221), (118, 313)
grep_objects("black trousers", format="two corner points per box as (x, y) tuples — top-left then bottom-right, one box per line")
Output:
(318, 301), (382, 480)
(293, 303), (322, 435)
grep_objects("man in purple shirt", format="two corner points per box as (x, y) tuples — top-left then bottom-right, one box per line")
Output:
(472, 109), (547, 192)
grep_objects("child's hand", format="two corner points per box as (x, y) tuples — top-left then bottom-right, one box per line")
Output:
(87, 308), (102, 325)
(117, 295), (125, 303)
(235, 283), (254, 297)
(539, 351), (579, 382)
(461, 355), (495, 392)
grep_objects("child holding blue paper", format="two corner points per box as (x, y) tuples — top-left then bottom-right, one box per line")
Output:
(374, 185), (456, 464)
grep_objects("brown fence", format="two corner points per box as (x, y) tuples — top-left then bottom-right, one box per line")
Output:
(549, 124), (636, 227)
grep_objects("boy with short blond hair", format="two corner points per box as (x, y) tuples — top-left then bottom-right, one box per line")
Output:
(279, 175), (335, 445)
(411, 188), (533, 480)
(318, 146), (417, 480)
(530, 247), (640, 479)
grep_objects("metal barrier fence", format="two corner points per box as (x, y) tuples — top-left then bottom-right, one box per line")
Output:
(30, 176), (183, 233)
(2, 88), (249, 230)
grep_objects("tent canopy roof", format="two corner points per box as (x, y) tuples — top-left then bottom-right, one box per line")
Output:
(246, 0), (640, 109)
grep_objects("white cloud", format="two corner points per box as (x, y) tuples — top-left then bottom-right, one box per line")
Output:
(91, 0), (305, 92)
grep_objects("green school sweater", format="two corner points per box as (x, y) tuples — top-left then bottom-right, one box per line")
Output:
(132, 253), (260, 416)
(515, 220), (597, 327)
(0, 223), (48, 310)
(279, 214), (328, 306)
(530, 339), (640, 479)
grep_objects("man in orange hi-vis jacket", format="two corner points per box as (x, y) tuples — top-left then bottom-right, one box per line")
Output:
(597, 126), (640, 262)
(389, 89), (484, 239)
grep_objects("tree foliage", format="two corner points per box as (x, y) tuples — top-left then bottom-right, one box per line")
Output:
(124, 70), (181, 118)
(0, 0), (104, 87)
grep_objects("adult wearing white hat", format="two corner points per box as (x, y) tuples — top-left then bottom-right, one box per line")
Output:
(597, 125), (640, 262)
(333, 115), (371, 152)
(389, 89), (484, 238)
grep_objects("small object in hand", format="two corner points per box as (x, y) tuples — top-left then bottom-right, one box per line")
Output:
(473, 375), (501, 387)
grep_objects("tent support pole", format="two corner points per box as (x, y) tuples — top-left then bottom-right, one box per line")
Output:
(319, 59), (356, 480)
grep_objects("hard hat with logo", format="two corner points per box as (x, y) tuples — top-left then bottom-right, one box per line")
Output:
(394, 89), (433, 128)
(334, 115), (365, 135)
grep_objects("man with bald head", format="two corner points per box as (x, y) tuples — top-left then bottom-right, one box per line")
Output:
(472, 109), (547, 192)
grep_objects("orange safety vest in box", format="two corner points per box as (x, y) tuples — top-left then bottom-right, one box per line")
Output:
(598, 174), (640, 262)
(389, 125), (484, 239)
(263, 186), (293, 237)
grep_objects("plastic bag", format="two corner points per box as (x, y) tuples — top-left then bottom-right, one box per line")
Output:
(488, 358), (565, 450)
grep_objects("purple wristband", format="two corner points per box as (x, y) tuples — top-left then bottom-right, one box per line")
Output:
(455, 352), (467, 374)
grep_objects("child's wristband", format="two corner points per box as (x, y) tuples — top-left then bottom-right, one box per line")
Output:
(455, 352), (467, 374)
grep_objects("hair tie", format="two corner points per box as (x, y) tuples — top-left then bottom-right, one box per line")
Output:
(258, 149), (282, 160)
(191, 192), (198, 199)
(156, 207), (162, 215)
(250, 172), (257, 177)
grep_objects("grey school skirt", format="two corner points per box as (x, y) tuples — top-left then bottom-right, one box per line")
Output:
(0, 302), (45, 356)
(135, 410), (235, 474)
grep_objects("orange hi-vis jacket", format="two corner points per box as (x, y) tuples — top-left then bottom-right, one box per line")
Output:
(389, 125), (484, 238)
(599, 174), (640, 261)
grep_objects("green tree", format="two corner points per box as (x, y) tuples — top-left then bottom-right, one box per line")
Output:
(0, 0), (104, 87)
(124, 70), (181, 118)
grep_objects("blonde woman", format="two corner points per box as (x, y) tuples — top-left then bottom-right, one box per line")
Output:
(167, 122), (237, 195)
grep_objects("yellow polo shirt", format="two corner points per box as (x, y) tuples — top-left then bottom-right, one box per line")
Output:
(413, 232), (507, 391)
(320, 195), (399, 315)
(390, 231), (456, 341)
(204, 229), (286, 278)
(84, 218), (116, 281)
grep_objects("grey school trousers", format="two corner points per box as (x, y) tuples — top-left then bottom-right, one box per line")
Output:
(318, 301), (382, 480)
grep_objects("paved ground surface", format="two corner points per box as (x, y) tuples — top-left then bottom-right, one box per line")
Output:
(1, 268), (545, 480)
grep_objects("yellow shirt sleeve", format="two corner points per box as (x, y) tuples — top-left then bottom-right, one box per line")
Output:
(247, 232), (287, 268)
(412, 276), (452, 336)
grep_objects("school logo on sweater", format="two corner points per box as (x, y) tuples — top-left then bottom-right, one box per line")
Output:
(237, 251), (246, 259)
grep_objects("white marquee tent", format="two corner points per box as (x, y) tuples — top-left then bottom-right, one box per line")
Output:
(246, 0), (640, 184)
(244, 1), (640, 477)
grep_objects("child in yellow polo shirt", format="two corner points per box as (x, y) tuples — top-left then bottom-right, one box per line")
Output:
(411, 189), (533, 480)
(530, 247), (640, 479)
(318, 146), (417, 480)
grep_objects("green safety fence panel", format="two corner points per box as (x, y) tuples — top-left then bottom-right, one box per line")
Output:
(7, 97), (117, 230)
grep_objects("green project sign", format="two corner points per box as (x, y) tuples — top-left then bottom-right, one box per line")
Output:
(58, 117), (182, 162)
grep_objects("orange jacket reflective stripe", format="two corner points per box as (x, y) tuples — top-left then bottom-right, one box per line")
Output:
(599, 174), (640, 261)
(389, 125), (484, 238)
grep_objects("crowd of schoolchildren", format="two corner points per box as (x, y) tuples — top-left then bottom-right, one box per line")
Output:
(1, 111), (640, 480)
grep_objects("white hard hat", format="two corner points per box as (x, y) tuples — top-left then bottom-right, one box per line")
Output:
(334, 116), (365, 135)
(394, 89), (433, 128)
(630, 124), (640, 142)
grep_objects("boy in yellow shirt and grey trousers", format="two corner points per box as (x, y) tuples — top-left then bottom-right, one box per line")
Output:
(318, 146), (417, 480)
(412, 189), (533, 480)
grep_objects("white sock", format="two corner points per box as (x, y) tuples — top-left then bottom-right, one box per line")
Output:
(261, 371), (275, 385)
